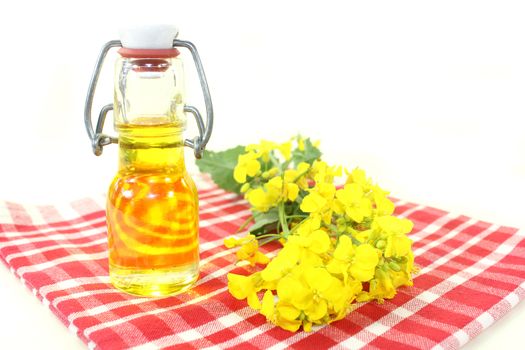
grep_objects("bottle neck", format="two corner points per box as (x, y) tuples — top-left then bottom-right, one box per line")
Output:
(116, 121), (186, 175)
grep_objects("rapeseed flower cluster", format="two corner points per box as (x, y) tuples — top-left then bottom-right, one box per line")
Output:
(224, 136), (416, 332)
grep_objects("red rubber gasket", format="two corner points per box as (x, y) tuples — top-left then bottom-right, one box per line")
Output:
(118, 48), (180, 58)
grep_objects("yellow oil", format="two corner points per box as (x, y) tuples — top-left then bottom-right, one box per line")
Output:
(106, 117), (199, 297)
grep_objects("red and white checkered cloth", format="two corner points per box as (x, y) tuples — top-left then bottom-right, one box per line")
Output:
(0, 175), (524, 350)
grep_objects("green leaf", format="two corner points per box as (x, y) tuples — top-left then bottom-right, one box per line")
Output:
(291, 137), (322, 166)
(249, 208), (279, 236)
(196, 145), (245, 194)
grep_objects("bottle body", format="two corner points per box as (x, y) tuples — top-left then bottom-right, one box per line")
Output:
(107, 53), (199, 296)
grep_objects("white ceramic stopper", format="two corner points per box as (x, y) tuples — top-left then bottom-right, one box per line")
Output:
(119, 24), (179, 49)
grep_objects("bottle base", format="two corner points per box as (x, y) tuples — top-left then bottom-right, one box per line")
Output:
(109, 263), (199, 297)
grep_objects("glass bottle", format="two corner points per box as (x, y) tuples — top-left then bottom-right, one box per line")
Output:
(84, 25), (213, 297)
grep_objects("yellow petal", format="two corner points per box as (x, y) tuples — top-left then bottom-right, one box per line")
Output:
(247, 292), (261, 310)
(347, 168), (371, 191)
(260, 244), (299, 281)
(298, 137), (305, 151)
(261, 290), (275, 318)
(375, 195), (395, 216)
(276, 276), (301, 302)
(227, 273), (252, 300)
(385, 235), (412, 258)
(326, 259), (346, 275)
(284, 169), (298, 183)
(346, 207), (364, 223)
(309, 230), (331, 254)
(355, 244), (379, 268)
(224, 236), (240, 249)
(277, 304), (301, 321)
(304, 267), (333, 291)
(296, 217), (321, 236)
(276, 316), (302, 332)
(299, 249), (323, 267)
(349, 244), (379, 282)
(253, 251), (270, 265)
(261, 259), (284, 281)
(267, 176), (283, 190)
(278, 243), (301, 267)
(317, 182), (336, 200)
(286, 183), (299, 201)
(305, 299), (327, 321)
(233, 166), (247, 184)
(278, 142), (292, 160)
(297, 162), (310, 173)
(320, 277), (345, 306)
(334, 235), (354, 261)
(303, 321), (313, 332)
(349, 265), (375, 282)
(375, 216), (413, 235)
(300, 192), (327, 213)
(246, 188), (271, 212)
(246, 159), (261, 177)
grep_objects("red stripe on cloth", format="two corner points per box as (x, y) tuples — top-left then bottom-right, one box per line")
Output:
(0, 177), (524, 350)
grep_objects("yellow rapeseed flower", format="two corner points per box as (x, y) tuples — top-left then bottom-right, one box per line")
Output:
(326, 235), (354, 284)
(233, 152), (261, 183)
(278, 141), (292, 161)
(236, 238), (270, 266)
(261, 243), (301, 282)
(227, 273), (262, 309)
(245, 175), (300, 212)
(223, 136), (416, 333)
(224, 234), (270, 266)
(346, 168), (372, 192)
(300, 181), (336, 224)
(261, 290), (275, 319)
(373, 216), (413, 258)
(246, 140), (277, 163)
(370, 185), (394, 216)
(334, 183), (372, 223)
(286, 227), (331, 267)
(311, 160), (342, 184)
(273, 267), (332, 331)
(349, 243), (379, 282)
(300, 191), (327, 213)
(296, 135), (305, 151)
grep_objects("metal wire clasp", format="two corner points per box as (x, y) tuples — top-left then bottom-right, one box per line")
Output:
(84, 39), (214, 158)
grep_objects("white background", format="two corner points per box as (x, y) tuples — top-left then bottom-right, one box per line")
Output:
(0, 0), (524, 348)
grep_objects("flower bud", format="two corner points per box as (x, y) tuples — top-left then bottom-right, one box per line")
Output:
(240, 183), (251, 193)
(268, 168), (279, 177)
(336, 217), (346, 226)
(393, 256), (407, 263)
(389, 261), (401, 272)
(375, 240), (386, 249)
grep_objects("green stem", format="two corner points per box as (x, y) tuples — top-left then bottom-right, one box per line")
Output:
(281, 159), (292, 172)
(328, 224), (339, 232)
(285, 214), (308, 220)
(288, 216), (307, 235)
(279, 202), (290, 237)
(259, 236), (281, 246)
(255, 233), (281, 240)
(292, 168), (310, 182)
(235, 215), (255, 233)
(269, 152), (281, 169)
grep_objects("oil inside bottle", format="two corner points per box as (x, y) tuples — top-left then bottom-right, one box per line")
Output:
(107, 117), (199, 296)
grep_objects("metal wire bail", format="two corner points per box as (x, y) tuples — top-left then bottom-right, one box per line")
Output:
(84, 39), (214, 158)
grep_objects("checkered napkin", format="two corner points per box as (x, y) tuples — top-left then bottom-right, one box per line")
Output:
(0, 176), (524, 350)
